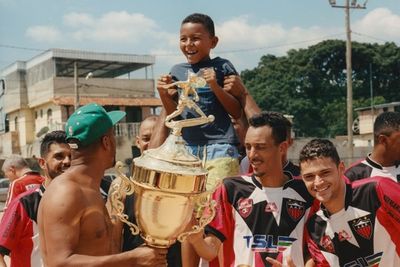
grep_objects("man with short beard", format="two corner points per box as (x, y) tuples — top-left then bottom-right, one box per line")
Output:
(0, 130), (71, 267)
(186, 111), (316, 267)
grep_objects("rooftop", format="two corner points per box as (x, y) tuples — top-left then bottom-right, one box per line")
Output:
(1, 48), (156, 78)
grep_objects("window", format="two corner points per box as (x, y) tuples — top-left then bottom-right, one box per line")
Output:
(14, 116), (18, 132)
(47, 109), (52, 120)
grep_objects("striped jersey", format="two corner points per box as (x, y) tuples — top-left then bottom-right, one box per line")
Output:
(205, 175), (316, 267)
(4, 172), (44, 211)
(305, 177), (400, 267)
(344, 155), (400, 183)
(0, 185), (44, 267)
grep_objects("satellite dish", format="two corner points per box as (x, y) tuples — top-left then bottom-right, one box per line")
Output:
(36, 126), (49, 138)
(352, 118), (360, 134)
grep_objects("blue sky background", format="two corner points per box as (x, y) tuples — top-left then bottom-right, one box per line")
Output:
(1, 0), (399, 78)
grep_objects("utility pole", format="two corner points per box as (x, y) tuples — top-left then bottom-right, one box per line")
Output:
(328, 0), (367, 161)
(74, 61), (79, 110)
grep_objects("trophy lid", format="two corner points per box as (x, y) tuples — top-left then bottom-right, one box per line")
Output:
(134, 134), (207, 176)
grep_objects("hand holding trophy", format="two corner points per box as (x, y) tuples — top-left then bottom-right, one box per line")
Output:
(111, 71), (216, 248)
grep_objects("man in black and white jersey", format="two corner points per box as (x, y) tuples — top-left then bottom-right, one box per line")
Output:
(300, 139), (400, 267)
(185, 111), (317, 267)
(345, 111), (400, 183)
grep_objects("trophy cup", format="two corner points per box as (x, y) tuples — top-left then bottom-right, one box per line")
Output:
(111, 71), (216, 248)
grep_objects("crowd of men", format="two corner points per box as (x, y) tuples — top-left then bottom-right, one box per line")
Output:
(0, 12), (399, 267)
(0, 102), (399, 267)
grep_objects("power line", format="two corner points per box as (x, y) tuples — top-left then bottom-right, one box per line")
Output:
(0, 44), (45, 52)
(352, 31), (393, 43)
(0, 33), (345, 59)
(154, 33), (346, 56)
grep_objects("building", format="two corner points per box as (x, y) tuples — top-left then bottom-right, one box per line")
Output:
(352, 101), (400, 147)
(0, 48), (161, 160)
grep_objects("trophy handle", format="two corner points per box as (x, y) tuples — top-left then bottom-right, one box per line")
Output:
(177, 191), (217, 242)
(110, 161), (140, 235)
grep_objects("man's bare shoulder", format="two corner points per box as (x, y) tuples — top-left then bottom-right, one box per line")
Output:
(40, 171), (87, 216)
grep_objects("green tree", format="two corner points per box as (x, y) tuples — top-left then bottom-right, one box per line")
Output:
(241, 40), (400, 137)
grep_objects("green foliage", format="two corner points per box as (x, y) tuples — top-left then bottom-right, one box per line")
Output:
(241, 40), (400, 137)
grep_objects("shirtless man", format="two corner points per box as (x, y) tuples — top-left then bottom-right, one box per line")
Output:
(38, 103), (167, 267)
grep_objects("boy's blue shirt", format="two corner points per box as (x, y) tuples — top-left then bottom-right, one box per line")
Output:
(169, 57), (239, 146)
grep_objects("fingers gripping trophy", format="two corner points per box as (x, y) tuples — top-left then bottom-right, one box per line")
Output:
(111, 71), (216, 248)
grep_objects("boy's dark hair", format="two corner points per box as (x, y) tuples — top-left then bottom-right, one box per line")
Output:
(373, 111), (400, 143)
(40, 130), (68, 157)
(299, 139), (340, 166)
(182, 13), (215, 37)
(248, 111), (289, 144)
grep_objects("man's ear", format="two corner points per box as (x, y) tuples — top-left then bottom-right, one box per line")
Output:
(211, 36), (219, 49)
(338, 161), (346, 176)
(38, 158), (46, 170)
(101, 135), (110, 149)
(377, 134), (388, 146)
(279, 141), (289, 155)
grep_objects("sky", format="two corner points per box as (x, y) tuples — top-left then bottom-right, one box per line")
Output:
(1, 0), (400, 79)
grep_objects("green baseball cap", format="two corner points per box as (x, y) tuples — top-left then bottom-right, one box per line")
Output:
(65, 103), (126, 147)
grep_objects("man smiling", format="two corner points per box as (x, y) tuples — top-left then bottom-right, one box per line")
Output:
(300, 139), (400, 266)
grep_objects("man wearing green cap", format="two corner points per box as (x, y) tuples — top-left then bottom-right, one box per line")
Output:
(38, 103), (167, 267)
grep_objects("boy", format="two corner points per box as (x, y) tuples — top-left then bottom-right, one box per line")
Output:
(300, 139), (400, 266)
(157, 13), (242, 190)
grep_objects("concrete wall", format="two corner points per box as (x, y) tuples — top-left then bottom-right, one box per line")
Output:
(0, 131), (20, 155)
(3, 70), (28, 113)
(33, 103), (63, 136)
(27, 78), (55, 107)
(287, 137), (372, 168)
(53, 77), (155, 99)
(7, 109), (34, 151)
(26, 58), (54, 87)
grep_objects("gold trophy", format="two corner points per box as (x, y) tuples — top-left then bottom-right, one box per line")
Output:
(111, 71), (216, 248)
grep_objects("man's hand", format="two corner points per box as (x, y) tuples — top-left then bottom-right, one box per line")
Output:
(129, 246), (168, 267)
(224, 75), (261, 117)
(223, 75), (246, 100)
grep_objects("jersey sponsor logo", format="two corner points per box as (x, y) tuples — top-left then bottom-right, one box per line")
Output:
(338, 230), (351, 242)
(265, 202), (278, 212)
(350, 216), (372, 239)
(320, 235), (335, 253)
(343, 251), (383, 267)
(286, 199), (305, 221)
(237, 198), (253, 218)
(243, 234), (297, 253)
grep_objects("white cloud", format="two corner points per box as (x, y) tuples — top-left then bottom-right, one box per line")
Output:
(23, 8), (400, 74)
(212, 16), (342, 71)
(353, 8), (400, 42)
(215, 16), (341, 56)
(67, 11), (159, 43)
(64, 12), (94, 28)
(25, 26), (62, 43)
